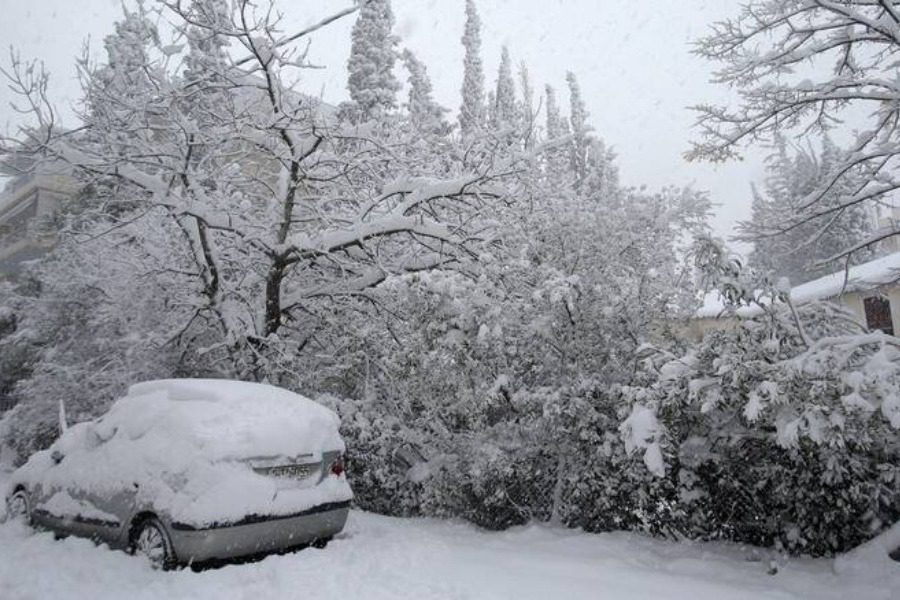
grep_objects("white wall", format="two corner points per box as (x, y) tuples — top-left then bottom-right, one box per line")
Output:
(685, 282), (900, 341)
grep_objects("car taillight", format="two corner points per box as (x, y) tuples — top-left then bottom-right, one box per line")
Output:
(330, 456), (345, 477)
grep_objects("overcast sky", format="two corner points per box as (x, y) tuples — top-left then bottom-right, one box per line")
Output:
(0, 0), (762, 241)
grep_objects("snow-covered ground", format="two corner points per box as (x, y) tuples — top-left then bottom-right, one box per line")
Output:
(2, 500), (898, 600)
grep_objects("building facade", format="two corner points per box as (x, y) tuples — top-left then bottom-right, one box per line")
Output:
(0, 161), (78, 279)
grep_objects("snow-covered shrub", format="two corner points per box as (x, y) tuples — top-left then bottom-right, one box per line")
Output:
(0, 282), (35, 417)
(425, 442), (554, 530)
(546, 380), (686, 536)
(303, 162), (710, 528)
(638, 312), (900, 555)
(616, 238), (900, 555)
(318, 394), (426, 517)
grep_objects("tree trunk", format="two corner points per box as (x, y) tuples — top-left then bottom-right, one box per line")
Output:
(264, 259), (286, 337)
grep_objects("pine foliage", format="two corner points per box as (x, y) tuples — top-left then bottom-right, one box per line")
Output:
(736, 137), (874, 284)
(491, 47), (517, 131)
(401, 49), (450, 136)
(347, 0), (401, 118)
(459, 0), (486, 135)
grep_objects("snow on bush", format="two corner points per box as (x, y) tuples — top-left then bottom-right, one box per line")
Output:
(612, 238), (900, 556)
(620, 404), (665, 477)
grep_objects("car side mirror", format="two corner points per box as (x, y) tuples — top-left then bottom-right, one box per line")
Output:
(51, 449), (64, 464)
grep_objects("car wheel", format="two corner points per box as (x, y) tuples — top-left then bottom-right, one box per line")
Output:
(132, 518), (177, 570)
(312, 536), (332, 549)
(5, 489), (31, 525)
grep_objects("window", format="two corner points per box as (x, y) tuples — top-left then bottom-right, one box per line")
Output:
(864, 295), (894, 336)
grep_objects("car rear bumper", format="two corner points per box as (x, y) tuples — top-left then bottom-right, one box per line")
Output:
(168, 501), (350, 563)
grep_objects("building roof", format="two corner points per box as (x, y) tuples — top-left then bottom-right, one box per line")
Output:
(696, 251), (900, 319)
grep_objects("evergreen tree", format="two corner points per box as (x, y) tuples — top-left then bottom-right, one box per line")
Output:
(518, 62), (535, 147)
(181, 0), (233, 131)
(347, 0), (400, 119)
(77, 2), (163, 215)
(183, 0), (231, 85)
(545, 85), (562, 141)
(85, 3), (158, 120)
(401, 48), (450, 136)
(744, 182), (779, 276)
(459, 0), (485, 135)
(492, 46), (517, 131)
(567, 72), (590, 189)
(485, 89), (496, 130)
(581, 138), (619, 200)
(737, 136), (874, 284)
(544, 85), (569, 183)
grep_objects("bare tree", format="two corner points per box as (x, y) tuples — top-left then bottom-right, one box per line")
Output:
(689, 0), (900, 260)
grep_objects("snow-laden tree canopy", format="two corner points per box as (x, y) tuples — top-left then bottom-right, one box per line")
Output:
(736, 136), (874, 283)
(690, 0), (900, 257)
(0, 0), (537, 386)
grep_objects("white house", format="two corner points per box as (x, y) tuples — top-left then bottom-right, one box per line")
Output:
(688, 251), (900, 339)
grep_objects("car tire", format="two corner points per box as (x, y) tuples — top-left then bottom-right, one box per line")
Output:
(5, 489), (31, 525)
(131, 518), (177, 570)
(311, 536), (332, 549)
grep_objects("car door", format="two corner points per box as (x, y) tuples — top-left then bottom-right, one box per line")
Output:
(31, 423), (127, 544)
(29, 448), (82, 537)
(62, 425), (133, 547)
(69, 485), (135, 547)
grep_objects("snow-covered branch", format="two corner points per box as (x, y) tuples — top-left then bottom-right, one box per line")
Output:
(690, 0), (900, 254)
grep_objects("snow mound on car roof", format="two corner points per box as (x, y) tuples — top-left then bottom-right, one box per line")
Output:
(103, 379), (345, 461)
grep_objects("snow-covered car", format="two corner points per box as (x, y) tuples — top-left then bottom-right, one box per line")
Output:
(3, 379), (352, 569)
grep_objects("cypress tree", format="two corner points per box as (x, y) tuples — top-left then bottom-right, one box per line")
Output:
(347, 0), (401, 119)
(459, 0), (486, 135)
